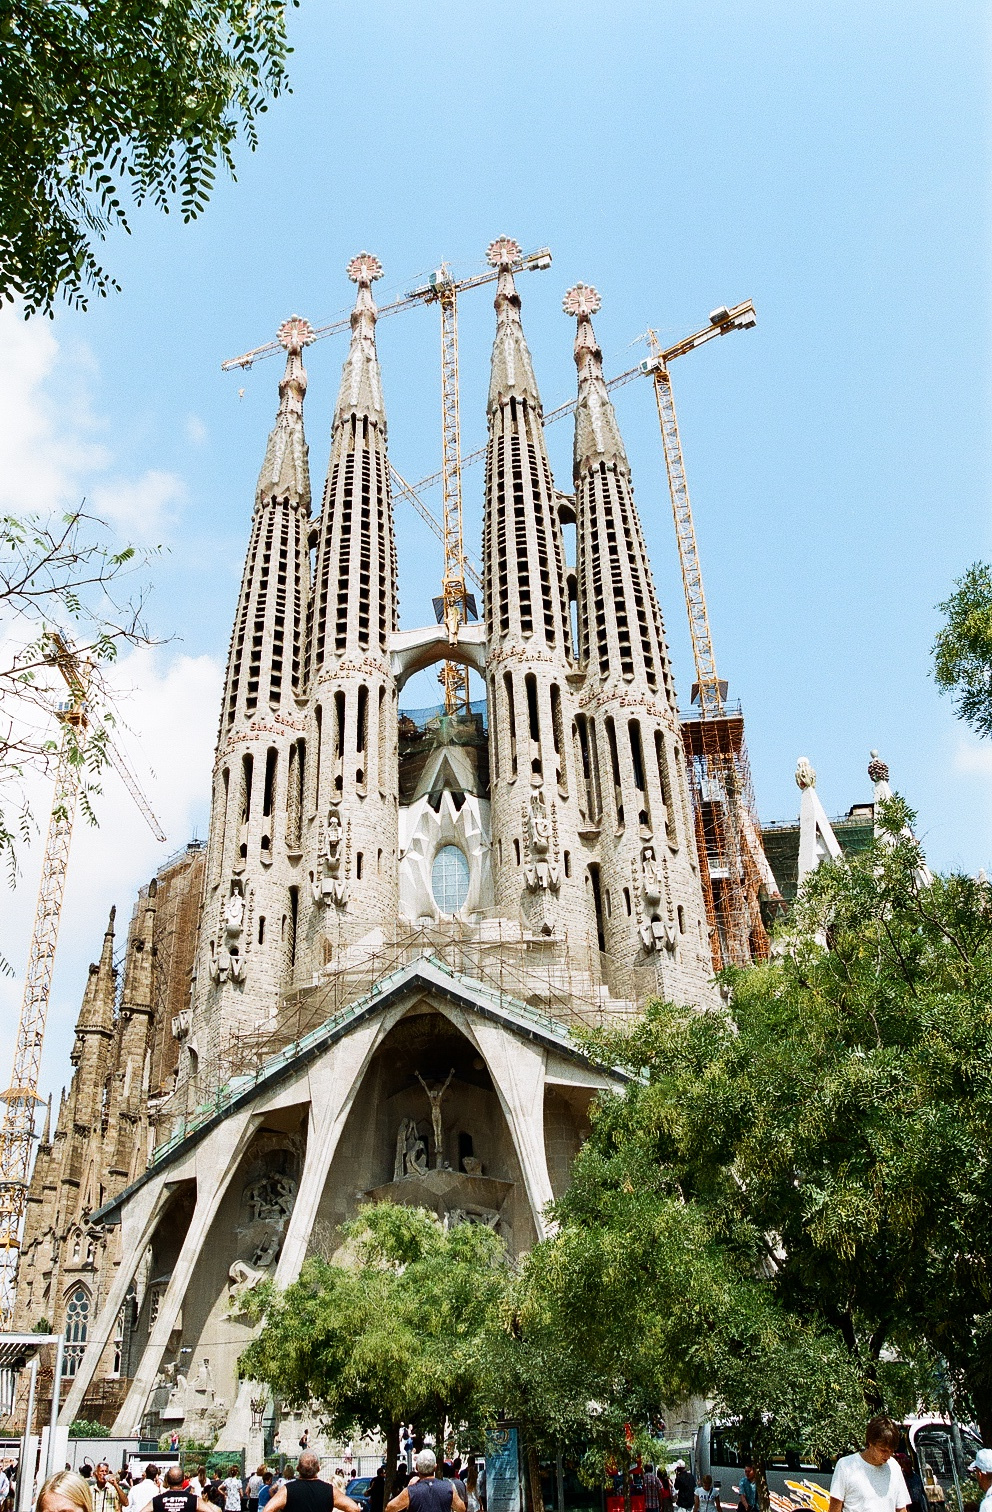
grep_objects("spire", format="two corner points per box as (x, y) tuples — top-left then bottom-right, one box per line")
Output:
(334, 252), (386, 430)
(795, 758), (843, 882)
(564, 283), (628, 476)
(40, 1093), (52, 1147)
(76, 906), (116, 1036)
(256, 316), (314, 511)
(306, 251), (397, 677)
(487, 236), (541, 414)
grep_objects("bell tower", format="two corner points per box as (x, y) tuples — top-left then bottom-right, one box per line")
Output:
(564, 282), (713, 1004)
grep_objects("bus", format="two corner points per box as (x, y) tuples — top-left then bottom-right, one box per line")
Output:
(693, 1417), (983, 1510)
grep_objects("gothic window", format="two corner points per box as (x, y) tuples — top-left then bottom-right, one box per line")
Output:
(64, 1286), (89, 1377)
(432, 847), (469, 915)
(111, 1301), (127, 1378)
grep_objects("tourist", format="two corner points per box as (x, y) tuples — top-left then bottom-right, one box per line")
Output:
(82, 1468), (95, 1486)
(658, 1469), (672, 1512)
(151, 1467), (213, 1512)
(331, 1475), (347, 1497)
(91, 1465), (122, 1512)
(674, 1463), (696, 1512)
(694, 1476), (720, 1512)
(385, 1451), (466, 1512)
(220, 1470), (243, 1512)
(827, 1416), (910, 1512)
(129, 1469), (162, 1512)
(644, 1465), (662, 1512)
(247, 1471), (265, 1512)
(968, 1450), (992, 1512)
(263, 1453), (361, 1512)
(37, 1471), (94, 1512)
(258, 1476), (275, 1512)
(369, 1471), (386, 1512)
(736, 1466), (757, 1512)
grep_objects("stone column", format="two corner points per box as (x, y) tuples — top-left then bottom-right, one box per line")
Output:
(110, 1109), (256, 1435)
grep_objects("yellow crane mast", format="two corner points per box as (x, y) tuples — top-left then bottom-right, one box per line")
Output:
(644, 312), (781, 968)
(0, 634), (166, 1324)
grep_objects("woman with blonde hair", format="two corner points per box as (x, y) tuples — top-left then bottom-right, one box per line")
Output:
(36, 1470), (94, 1512)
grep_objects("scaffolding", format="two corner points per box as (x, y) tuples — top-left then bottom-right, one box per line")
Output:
(156, 920), (643, 1161)
(681, 704), (772, 970)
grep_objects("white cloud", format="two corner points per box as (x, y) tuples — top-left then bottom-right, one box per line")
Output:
(185, 414), (208, 446)
(0, 307), (218, 1100)
(0, 644), (222, 1102)
(0, 306), (185, 541)
(953, 735), (992, 780)
(90, 468), (187, 544)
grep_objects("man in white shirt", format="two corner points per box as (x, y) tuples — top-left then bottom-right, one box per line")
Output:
(130, 1468), (163, 1512)
(829, 1418), (910, 1512)
(968, 1447), (992, 1512)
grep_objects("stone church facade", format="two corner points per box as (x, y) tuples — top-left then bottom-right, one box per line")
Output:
(15, 240), (717, 1448)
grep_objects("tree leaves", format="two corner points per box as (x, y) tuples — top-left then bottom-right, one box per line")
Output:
(0, 0), (298, 313)
(933, 563), (992, 740)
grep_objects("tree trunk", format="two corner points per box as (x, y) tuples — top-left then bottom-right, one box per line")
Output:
(623, 1459), (632, 1512)
(754, 1464), (771, 1512)
(385, 1420), (400, 1500)
(527, 1443), (544, 1512)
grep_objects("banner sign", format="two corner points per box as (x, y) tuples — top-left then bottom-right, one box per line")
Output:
(486, 1427), (521, 1512)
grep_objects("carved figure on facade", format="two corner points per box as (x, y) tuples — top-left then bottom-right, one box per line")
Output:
(161, 1372), (189, 1421)
(446, 1206), (500, 1230)
(393, 1117), (429, 1179)
(191, 1357), (215, 1402)
(522, 785), (560, 892)
(638, 846), (678, 953)
(246, 1173), (296, 1223)
(416, 1069), (454, 1169)
(209, 878), (251, 984)
(312, 807), (350, 908)
(227, 1259), (269, 1314)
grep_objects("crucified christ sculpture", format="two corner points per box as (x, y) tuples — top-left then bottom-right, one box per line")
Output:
(416, 1068), (455, 1169)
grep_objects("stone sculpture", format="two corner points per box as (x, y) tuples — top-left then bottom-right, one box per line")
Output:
(394, 1117), (429, 1179)
(639, 846), (677, 953)
(312, 808), (348, 908)
(416, 1069), (454, 1169)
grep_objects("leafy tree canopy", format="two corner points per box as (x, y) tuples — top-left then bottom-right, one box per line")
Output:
(571, 803), (992, 1446)
(1, 0), (297, 314)
(239, 1203), (510, 1488)
(933, 562), (992, 739)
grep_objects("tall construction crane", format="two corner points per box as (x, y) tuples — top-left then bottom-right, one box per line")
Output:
(642, 315), (781, 969)
(0, 633), (166, 1323)
(223, 243), (552, 715)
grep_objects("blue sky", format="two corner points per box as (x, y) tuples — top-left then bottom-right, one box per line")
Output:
(1, 0), (989, 1095)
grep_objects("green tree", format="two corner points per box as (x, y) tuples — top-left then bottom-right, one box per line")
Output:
(492, 1084), (865, 1511)
(1, 0), (297, 315)
(933, 562), (992, 739)
(574, 803), (992, 1440)
(239, 1204), (510, 1491)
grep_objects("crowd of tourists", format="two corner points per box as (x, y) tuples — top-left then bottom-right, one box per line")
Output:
(26, 1443), (484, 1512)
(20, 1414), (992, 1512)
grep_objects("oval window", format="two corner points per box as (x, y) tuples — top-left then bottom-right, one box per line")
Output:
(431, 845), (470, 914)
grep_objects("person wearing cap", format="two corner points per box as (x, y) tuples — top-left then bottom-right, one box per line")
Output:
(828, 1416), (910, 1512)
(968, 1448), (992, 1512)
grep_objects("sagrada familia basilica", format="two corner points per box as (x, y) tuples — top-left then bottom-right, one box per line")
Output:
(8, 239), (890, 1453)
